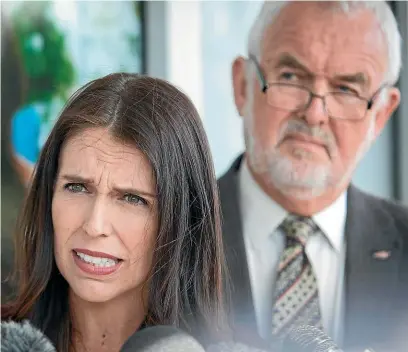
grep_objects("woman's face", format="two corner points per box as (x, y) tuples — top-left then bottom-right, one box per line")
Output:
(52, 127), (158, 303)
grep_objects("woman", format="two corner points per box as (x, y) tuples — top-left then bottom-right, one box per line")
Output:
(2, 73), (228, 351)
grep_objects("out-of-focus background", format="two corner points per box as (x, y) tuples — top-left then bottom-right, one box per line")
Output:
(1, 1), (407, 299)
(1, 0), (144, 298)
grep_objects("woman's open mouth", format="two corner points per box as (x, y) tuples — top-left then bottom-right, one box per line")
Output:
(72, 249), (123, 275)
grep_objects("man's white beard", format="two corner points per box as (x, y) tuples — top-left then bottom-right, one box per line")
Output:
(245, 116), (376, 200)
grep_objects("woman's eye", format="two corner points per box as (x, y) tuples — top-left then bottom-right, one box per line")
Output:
(123, 194), (148, 206)
(64, 183), (87, 193)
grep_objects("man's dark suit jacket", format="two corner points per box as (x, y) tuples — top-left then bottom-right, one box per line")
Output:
(218, 156), (408, 351)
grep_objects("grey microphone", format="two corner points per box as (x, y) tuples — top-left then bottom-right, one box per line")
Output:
(282, 325), (343, 352)
(207, 341), (270, 352)
(120, 325), (206, 352)
(1, 320), (56, 352)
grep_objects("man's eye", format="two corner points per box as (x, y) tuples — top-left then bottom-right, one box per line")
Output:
(123, 194), (148, 206)
(64, 183), (87, 193)
(337, 85), (357, 95)
(279, 72), (298, 81)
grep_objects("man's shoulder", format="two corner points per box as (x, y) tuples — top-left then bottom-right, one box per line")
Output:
(217, 156), (243, 199)
(351, 186), (408, 236)
(218, 157), (243, 181)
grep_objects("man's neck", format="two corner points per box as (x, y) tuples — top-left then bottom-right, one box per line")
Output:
(248, 165), (349, 216)
(70, 289), (146, 352)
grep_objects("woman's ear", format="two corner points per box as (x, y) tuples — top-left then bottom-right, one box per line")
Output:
(232, 56), (249, 117)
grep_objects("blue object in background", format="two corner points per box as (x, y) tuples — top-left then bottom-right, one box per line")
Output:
(11, 104), (41, 164)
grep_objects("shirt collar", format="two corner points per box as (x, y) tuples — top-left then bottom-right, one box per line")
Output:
(239, 158), (288, 245)
(238, 157), (347, 252)
(312, 191), (347, 252)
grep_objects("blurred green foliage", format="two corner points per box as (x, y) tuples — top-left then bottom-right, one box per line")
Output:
(11, 1), (75, 113)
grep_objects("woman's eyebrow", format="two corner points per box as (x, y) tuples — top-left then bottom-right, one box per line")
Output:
(60, 174), (157, 198)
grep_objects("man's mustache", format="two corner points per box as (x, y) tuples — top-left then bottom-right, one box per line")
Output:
(278, 120), (336, 157)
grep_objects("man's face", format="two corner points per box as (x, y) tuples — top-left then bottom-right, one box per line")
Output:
(233, 2), (400, 199)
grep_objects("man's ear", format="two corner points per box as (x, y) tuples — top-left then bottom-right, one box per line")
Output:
(374, 87), (401, 137)
(232, 56), (249, 117)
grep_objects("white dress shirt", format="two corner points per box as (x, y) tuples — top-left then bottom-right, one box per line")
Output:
(238, 158), (347, 343)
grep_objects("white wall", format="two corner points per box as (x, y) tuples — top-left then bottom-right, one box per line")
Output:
(395, 1), (408, 204)
(199, 1), (262, 175)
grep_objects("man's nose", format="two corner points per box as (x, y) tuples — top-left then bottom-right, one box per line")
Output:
(303, 93), (330, 126)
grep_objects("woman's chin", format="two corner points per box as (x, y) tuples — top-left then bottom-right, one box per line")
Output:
(69, 281), (121, 304)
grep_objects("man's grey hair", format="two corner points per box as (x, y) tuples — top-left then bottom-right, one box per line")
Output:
(248, 1), (402, 85)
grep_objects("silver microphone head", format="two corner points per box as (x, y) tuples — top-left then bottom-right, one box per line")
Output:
(207, 341), (268, 352)
(282, 325), (343, 352)
(120, 325), (206, 352)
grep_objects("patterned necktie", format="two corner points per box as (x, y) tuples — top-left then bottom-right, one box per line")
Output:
(271, 214), (323, 338)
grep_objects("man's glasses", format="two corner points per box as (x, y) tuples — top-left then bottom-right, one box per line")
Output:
(249, 55), (385, 121)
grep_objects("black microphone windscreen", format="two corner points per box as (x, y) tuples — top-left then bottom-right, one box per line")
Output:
(1, 320), (56, 352)
(282, 325), (343, 352)
(120, 325), (206, 352)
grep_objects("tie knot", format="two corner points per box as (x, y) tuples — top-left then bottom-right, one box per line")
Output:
(280, 214), (317, 245)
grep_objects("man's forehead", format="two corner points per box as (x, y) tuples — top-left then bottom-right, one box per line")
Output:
(260, 3), (388, 83)
(262, 2), (386, 51)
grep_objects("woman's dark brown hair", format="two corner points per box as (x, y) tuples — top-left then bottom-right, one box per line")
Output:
(2, 73), (228, 350)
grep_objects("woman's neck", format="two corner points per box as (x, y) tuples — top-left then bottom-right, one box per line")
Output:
(69, 289), (147, 352)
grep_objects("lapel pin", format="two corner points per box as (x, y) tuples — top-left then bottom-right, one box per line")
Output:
(372, 250), (391, 260)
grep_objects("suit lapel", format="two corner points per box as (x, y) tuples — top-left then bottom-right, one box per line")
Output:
(344, 186), (403, 348)
(218, 156), (260, 341)
(219, 161), (404, 348)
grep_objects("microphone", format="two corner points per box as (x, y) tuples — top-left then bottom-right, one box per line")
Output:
(120, 325), (206, 352)
(282, 325), (343, 352)
(209, 326), (377, 352)
(207, 341), (269, 352)
(1, 320), (56, 352)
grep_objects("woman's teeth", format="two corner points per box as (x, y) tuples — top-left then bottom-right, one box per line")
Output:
(75, 251), (118, 267)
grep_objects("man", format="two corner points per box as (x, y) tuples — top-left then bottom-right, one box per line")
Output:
(219, 1), (408, 351)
